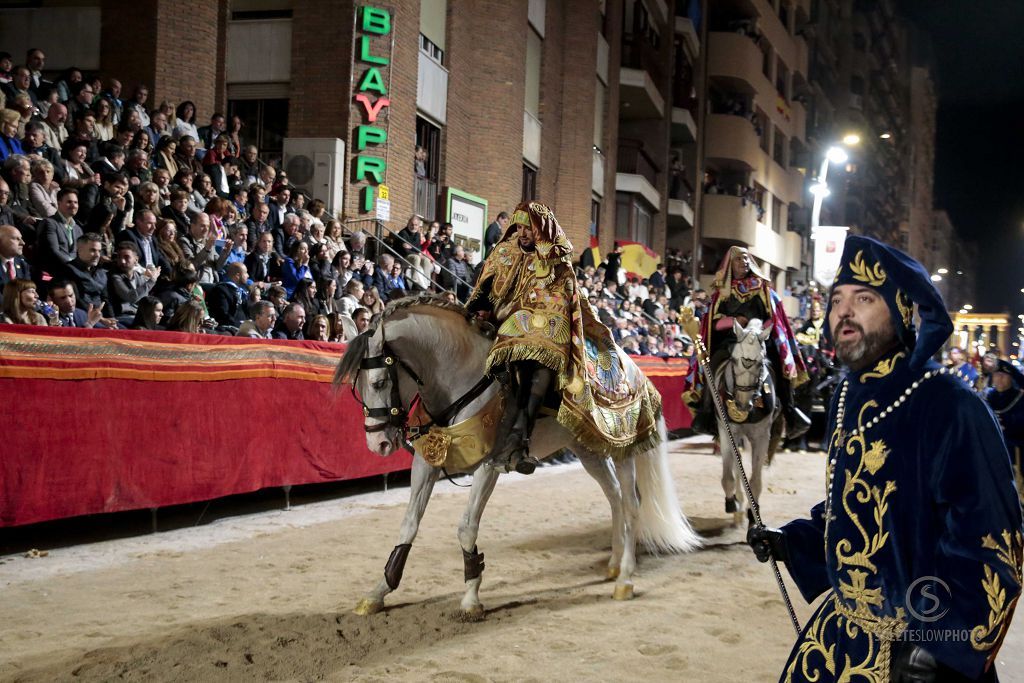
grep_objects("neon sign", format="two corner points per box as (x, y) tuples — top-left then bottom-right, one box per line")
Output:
(354, 5), (392, 213)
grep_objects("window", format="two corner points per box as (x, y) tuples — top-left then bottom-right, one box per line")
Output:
(227, 98), (289, 162)
(415, 117), (441, 220)
(419, 34), (444, 65)
(522, 164), (537, 202)
(594, 79), (607, 151)
(614, 191), (655, 245)
(776, 58), (789, 101)
(761, 44), (772, 80)
(591, 198), (601, 240)
(420, 0), (447, 62)
(525, 29), (542, 119)
(771, 196), (783, 234)
(635, 202), (652, 245)
(773, 127), (786, 166)
(778, 2), (790, 32)
(756, 108), (770, 153)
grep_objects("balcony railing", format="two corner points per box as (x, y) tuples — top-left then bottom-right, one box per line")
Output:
(616, 139), (660, 188)
(621, 35), (665, 88)
(414, 176), (438, 221)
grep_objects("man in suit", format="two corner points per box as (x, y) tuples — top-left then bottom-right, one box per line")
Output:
(1, 66), (38, 111)
(25, 48), (51, 97)
(0, 224), (31, 285)
(207, 262), (251, 329)
(49, 279), (113, 328)
(107, 241), (159, 318)
(20, 122), (62, 168)
(244, 200), (271, 250)
(208, 156), (239, 199)
(35, 187), (83, 278)
(115, 209), (169, 272)
(266, 186), (291, 232)
(245, 231), (282, 288)
(55, 233), (110, 315)
(484, 211), (509, 257)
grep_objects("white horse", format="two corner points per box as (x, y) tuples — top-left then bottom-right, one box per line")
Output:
(336, 295), (701, 619)
(714, 319), (782, 526)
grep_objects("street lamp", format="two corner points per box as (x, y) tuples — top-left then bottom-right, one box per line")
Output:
(931, 274), (942, 282)
(937, 267), (948, 275)
(810, 144), (854, 232)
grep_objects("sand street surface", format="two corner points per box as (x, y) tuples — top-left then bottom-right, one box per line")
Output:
(1, 443), (1021, 682)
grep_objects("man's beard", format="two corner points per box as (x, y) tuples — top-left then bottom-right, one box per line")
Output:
(833, 320), (897, 372)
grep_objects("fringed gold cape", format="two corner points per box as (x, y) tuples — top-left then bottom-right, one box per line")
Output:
(467, 218), (661, 460)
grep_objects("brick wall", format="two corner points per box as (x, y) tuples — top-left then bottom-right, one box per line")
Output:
(444, 0), (527, 225)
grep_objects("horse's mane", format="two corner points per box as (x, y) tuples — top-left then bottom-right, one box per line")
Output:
(334, 293), (481, 388)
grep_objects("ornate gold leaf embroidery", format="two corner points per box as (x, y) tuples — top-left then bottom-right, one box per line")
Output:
(849, 250), (887, 287)
(862, 440), (890, 476)
(417, 429), (452, 467)
(970, 530), (1023, 653)
(860, 352), (906, 383)
(896, 290), (913, 327)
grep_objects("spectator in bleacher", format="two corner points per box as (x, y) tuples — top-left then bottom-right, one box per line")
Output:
(135, 180), (161, 216)
(291, 278), (318, 318)
(129, 295), (163, 330)
(255, 164), (276, 190)
(116, 208), (167, 272)
(165, 299), (205, 334)
(197, 113), (227, 150)
(35, 187), (82, 276)
(118, 123), (139, 152)
(191, 172), (214, 212)
(84, 203), (115, 265)
(383, 259), (407, 294)
(41, 102), (68, 151)
(305, 314), (331, 341)
(443, 244), (473, 302)
(50, 279), (109, 328)
(338, 278), (363, 317)
(360, 285), (385, 317)
(174, 101), (199, 142)
(322, 219), (345, 261)
(280, 240), (311, 297)
(266, 185), (290, 231)
(266, 283), (287, 314)
(0, 224), (30, 285)
(395, 215), (432, 290)
(158, 261), (201, 320)
(244, 200), (271, 247)
(22, 120), (62, 168)
(428, 225), (454, 263)
(315, 276), (339, 316)
(67, 110), (99, 161)
(209, 155), (239, 200)
(92, 98), (115, 141)
(0, 109), (25, 162)
(101, 79), (123, 123)
(273, 212), (300, 257)
(57, 138), (98, 195)
(161, 189), (192, 235)
(152, 136), (178, 177)
(124, 84), (150, 128)
(272, 302), (305, 340)
(308, 243), (336, 283)
(2, 66), (37, 111)
(245, 231), (281, 288)
(0, 52), (12, 85)
(2, 155), (36, 237)
(24, 48), (48, 96)
(203, 134), (230, 168)
(154, 218), (183, 271)
(94, 171), (132, 236)
(92, 142), (125, 175)
(65, 82), (96, 128)
(178, 211), (229, 284)
(124, 149), (150, 187)
(332, 250), (352, 290)
(28, 158), (58, 218)
(353, 306), (372, 334)
(207, 262), (251, 330)
(236, 299), (276, 339)
(229, 185), (248, 222)
(151, 168), (171, 206)
(145, 111), (169, 148)
(221, 225), (248, 269)
(1, 278), (46, 325)
(203, 196), (227, 240)
(56, 232), (108, 314)
(238, 145), (265, 185)
(107, 241), (159, 319)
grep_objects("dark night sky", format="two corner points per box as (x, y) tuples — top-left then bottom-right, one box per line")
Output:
(899, 1), (1024, 313)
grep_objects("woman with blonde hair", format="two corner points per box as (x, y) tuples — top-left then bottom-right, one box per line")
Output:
(155, 218), (186, 269)
(360, 286), (385, 317)
(305, 314), (331, 342)
(165, 299), (206, 334)
(135, 181), (162, 216)
(28, 158), (59, 217)
(1, 279), (48, 326)
(323, 219), (346, 261)
(92, 98), (115, 141)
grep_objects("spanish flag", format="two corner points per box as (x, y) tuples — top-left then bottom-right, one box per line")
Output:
(619, 241), (660, 279)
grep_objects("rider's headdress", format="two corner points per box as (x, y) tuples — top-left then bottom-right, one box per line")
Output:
(825, 235), (952, 370)
(507, 201), (573, 259)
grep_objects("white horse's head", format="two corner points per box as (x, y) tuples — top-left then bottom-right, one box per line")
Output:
(337, 324), (409, 456)
(730, 318), (771, 384)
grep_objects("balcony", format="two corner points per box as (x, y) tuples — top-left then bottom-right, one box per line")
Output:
(668, 198), (694, 229)
(671, 106), (697, 143)
(414, 176), (438, 221)
(417, 50), (449, 125)
(620, 37), (666, 119)
(705, 113), (761, 171)
(708, 32), (771, 96)
(616, 140), (661, 209)
(675, 17), (700, 58)
(703, 193), (758, 246)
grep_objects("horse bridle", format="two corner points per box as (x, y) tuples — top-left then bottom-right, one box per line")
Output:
(351, 321), (494, 439)
(352, 323), (424, 435)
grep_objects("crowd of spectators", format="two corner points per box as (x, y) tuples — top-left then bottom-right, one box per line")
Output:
(0, 48), (713, 357)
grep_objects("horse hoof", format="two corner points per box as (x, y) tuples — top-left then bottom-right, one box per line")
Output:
(724, 497), (737, 513)
(458, 605), (486, 622)
(353, 598), (384, 616)
(612, 583), (635, 601)
(606, 566), (620, 581)
(732, 510), (745, 527)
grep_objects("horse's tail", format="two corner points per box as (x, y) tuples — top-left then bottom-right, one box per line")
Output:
(634, 416), (703, 554)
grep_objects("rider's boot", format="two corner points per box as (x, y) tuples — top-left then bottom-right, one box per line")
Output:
(485, 367), (523, 471)
(506, 365), (553, 475)
(691, 387), (717, 436)
(780, 387), (811, 441)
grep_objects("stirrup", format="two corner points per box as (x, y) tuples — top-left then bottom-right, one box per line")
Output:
(510, 443), (538, 475)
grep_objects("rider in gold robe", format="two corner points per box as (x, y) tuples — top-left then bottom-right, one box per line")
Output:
(467, 201), (662, 474)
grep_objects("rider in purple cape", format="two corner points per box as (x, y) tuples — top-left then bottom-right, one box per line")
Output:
(749, 235), (1023, 682)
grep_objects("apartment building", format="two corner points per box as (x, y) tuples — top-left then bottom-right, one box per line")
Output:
(699, 0), (809, 291)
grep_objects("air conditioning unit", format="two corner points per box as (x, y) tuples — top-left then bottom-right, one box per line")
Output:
(282, 138), (345, 217)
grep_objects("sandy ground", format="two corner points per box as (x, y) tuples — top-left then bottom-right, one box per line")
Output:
(1, 441), (1021, 683)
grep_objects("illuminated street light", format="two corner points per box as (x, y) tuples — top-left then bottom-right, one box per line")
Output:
(937, 268), (948, 275)
(880, 132), (892, 140)
(827, 146), (849, 164)
(842, 133), (862, 146)
(931, 274), (942, 282)
(963, 304), (973, 310)
(956, 270), (963, 275)
(809, 183), (831, 198)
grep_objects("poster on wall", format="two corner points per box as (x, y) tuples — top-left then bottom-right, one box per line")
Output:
(445, 188), (488, 264)
(811, 225), (849, 287)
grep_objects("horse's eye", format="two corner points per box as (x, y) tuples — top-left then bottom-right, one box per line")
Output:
(372, 379), (387, 390)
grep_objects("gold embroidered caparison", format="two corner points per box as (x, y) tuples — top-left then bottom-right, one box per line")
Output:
(970, 529), (1023, 658)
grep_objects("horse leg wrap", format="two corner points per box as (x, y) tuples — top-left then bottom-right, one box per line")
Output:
(384, 543), (412, 590)
(463, 546), (485, 582)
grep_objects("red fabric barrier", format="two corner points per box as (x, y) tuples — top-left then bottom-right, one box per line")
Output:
(0, 326), (690, 527)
